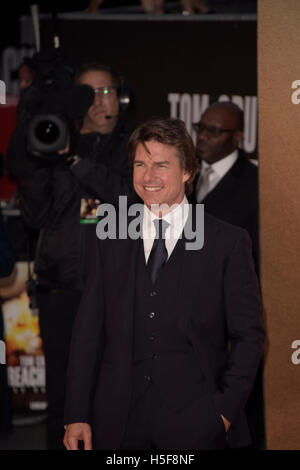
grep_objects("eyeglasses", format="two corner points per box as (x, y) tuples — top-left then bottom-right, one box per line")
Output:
(94, 86), (116, 97)
(192, 122), (238, 138)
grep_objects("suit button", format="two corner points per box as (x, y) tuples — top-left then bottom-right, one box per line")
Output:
(150, 353), (158, 360)
(150, 291), (157, 297)
(144, 375), (152, 382)
(149, 335), (156, 341)
(149, 312), (155, 319)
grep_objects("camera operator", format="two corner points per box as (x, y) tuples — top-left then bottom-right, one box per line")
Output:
(11, 61), (135, 449)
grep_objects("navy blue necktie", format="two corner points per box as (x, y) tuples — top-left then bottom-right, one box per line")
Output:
(147, 219), (169, 285)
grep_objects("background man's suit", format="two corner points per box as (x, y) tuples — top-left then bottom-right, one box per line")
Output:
(193, 151), (259, 271)
(64, 206), (265, 450)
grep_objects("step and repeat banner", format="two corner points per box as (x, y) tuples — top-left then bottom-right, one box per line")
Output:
(258, 0), (300, 450)
(45, 16), (257, 156)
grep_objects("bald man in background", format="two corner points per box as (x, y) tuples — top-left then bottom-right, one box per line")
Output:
(193, 102), (259, 273)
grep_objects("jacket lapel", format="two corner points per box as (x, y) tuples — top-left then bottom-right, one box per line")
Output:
(176, 205), (219, 334)
(201, 152), (246, 206)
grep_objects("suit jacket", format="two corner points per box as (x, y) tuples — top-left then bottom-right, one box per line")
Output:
(192, 151), (259, 272)
(64, 206), (265, 449)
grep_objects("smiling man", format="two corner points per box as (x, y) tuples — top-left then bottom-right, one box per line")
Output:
(133, 141), (190, 211)
(63, 117), (265, 451)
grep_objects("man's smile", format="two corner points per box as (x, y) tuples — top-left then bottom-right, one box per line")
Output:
(143, 186), (163, 192)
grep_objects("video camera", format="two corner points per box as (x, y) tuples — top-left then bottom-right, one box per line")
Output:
(18, 47), (94, 157)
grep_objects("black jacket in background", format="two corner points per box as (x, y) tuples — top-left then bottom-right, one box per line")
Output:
(192, 151), (259, 274)
(18, 121), (136, 291)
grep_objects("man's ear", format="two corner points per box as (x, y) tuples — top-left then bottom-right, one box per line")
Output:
(234, 130), (243, 147)
(183, 171), (192, 184)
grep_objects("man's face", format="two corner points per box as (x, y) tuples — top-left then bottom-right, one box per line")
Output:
(133, 141), (190, 213)
(18, 65), (34, 90)
(78, 70), (119, 133)
(195, 106), (243, 164)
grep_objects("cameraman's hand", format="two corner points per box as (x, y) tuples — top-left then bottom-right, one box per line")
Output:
(58, 140), (70, 155)
(63, 422), (93, 450)
(30, 140), (70, 158)
(67, 155), (82, 167)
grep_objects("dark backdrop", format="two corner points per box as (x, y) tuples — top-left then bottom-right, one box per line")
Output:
(39, 16), (257, 155)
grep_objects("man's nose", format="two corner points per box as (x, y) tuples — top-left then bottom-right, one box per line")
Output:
(197, 128), (208, 142)
(143, 166), (156, 182)
(93, 92), (103, 105)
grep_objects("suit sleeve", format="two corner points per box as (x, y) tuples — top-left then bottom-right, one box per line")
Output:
(64, 236), (105, 425)
(213, 230), (265, 424)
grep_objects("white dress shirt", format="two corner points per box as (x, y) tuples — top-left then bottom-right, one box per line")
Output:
(200, 149), (239, 196)
(143, 196), (190, 263)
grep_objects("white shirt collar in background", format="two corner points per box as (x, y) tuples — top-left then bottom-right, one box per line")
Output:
(201, 149), (238, 195)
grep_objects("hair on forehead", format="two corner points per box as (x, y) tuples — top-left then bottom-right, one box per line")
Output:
(139, 140), (175, 159)
(141, 141), (151, 155)
(74, 62), (120, 89)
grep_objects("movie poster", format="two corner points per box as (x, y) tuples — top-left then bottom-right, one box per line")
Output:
(0, 262), (47, 412)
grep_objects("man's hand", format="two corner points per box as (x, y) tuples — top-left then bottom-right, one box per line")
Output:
(220, 414), (231, 432)
(63, 422), (93, 450)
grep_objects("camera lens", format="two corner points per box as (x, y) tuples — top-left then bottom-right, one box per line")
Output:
(35, 120), (60, 144)
(27, 113), (68, 153)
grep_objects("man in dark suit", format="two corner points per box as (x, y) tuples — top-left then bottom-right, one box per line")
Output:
(63, 117), (265, 450)
(193, 102), (264, 448)
(193, 102), (259, 272)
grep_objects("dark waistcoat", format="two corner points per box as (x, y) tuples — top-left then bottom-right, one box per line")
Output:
(132, 239), (208, 411)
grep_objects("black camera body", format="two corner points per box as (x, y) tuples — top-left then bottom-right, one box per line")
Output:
(20, 48), (94, 156)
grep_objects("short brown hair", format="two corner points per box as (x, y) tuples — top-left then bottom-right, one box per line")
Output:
(74, 62), (120, 90)
(127, 117), (199, 195)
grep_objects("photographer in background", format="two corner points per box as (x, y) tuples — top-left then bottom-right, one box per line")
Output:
(7, 60), (135, 449)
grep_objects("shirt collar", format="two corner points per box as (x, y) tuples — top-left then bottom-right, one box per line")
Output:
(143, 195), (189, 238)
(202, 149), (238, 179)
